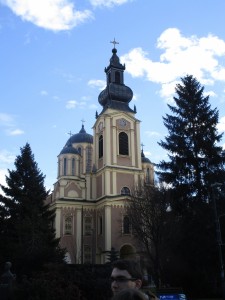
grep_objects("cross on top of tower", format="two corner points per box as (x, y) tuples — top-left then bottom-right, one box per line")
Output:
(81, 119), (85, 125)
(141, 143), (145, 151)
(68, 131), (73, 137)
(110, 38), (119, 49)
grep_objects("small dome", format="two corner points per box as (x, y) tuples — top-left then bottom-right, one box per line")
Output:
(60, 145), (80, 155)
(141, 149), (151, 163)
(98, 83), (133, 106)
(66, 125), (93, 144)
(142, 156), (151, 163)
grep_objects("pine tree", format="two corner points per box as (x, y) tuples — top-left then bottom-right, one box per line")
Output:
(156, 75), (225, 296)
(0, 143), (64, 274)
(157, 75), (225, 206)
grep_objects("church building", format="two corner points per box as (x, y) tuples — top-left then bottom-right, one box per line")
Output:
(47, 42), (154, 264)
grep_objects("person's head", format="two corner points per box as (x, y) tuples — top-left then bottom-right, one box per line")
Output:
(112, 288), (146, 300)
(111, 259), (143, 296)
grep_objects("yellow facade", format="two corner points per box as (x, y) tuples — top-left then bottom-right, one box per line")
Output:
(46, 46), (154, 264)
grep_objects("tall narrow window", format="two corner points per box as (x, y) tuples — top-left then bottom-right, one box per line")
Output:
(146, 168), (150, 183)
(84, 216), (92, 236)
(86, 146), (92, 172)
(84, 245), (92, 264)
(108, 73), (111, 84)
(123, 215), (130, 234)
(115, 71), (120, 83)
(63, 158), (67, 175)
(65, 216), (72, 235)
(72, 158), (75, 175)
(119, 132), (129, 155)
(98, 216), (103, 235)
(99, 135), (103, 158)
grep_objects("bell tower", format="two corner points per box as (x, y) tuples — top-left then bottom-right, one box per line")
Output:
(93, 41), (143, 200)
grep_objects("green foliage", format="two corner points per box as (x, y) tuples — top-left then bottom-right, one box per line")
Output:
(0, 143), (65, 275)
(156, 75), (225, 297)
(157, 75), (225, 206)
(13, 264), (112, 300)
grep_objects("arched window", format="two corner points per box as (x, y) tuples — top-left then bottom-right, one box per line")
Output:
(119, 132), (129, 155)
(72, 158), (75, 175)
(64, 216), (72, 235)
(123, 215), (131, 234)
(63, 158), (67, 175)
(77, 147), (82, 155)
(121, 187), (130, 195)
(99, 135), (103, 158)
(115, 71), (120, 83)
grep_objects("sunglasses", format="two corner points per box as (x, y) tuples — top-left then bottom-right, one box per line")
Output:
(110, 276), (137, 283)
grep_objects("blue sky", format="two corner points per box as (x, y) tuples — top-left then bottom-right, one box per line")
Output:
(1, 0), (225, 191)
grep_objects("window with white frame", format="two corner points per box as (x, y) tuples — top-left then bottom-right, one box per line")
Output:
(119, 132), (129, 155)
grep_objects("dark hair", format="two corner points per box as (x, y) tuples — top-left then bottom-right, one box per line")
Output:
(112, 289), (146, 300)
(112, 259), (143, 281)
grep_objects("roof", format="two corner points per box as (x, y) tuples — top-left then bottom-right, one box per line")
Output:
(66, 125), (93, 144)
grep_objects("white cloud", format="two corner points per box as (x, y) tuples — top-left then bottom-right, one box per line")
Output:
(88, 79), (105, 90)
(66, 99), (97, 110)
(204, 90), (217, 97)
(66, 100), (79, 109)
(121, 28), (225, 100)
(145, 131), (161, 137)
(8, 129), (25, 136)
(89, 104), (98, 109)
(0, 113), (24, 136)
(1, 0), (93, 31)
(40, 90), (48, 96)
(217, 116), (225, 133)
(144, 151), (152, 157)
(90, 0), (131, 8)
(0, 113), (14, 127)
(0, 168), (8, 187)
(0, 150), (15, 164)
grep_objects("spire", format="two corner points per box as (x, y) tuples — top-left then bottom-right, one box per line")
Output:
(98, 40), (135, 114)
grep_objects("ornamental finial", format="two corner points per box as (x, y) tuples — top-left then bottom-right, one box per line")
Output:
(110, 38), (119, 49)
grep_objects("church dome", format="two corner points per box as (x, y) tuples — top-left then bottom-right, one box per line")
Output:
(142, 156), (151, 163)
(141, 149), (151, 163)
(98, 46), (134, 114)
(66, 125), (93, 145)
(60, 144), (80, 155)
(98, 83), (133, 106)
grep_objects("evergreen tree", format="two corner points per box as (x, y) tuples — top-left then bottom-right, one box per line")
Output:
(157, 75), (225, 207)
(0, 143), (64, 275)
(156, 75), (225, 296)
